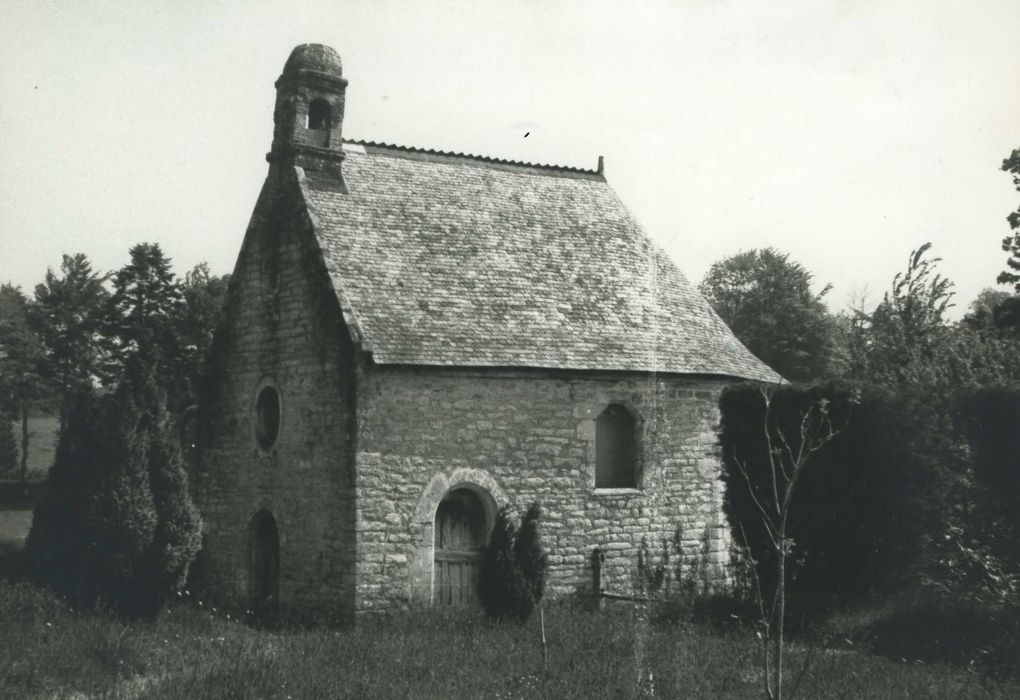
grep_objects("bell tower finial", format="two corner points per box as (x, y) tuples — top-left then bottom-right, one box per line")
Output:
(268, 44), (348, 179)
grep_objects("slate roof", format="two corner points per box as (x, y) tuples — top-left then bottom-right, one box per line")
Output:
(298, 140), (781, 382)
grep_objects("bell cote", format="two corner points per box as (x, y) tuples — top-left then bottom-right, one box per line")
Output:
(268, 44), (348, 178)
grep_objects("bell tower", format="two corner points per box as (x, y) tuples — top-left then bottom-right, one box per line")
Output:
(268, 44), (348, 179)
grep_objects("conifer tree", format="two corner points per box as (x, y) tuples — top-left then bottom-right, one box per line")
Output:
(514, 502), (548, 605)
(141, 377), (203, 610)
(478, 506), (534, 621)
(25, 389), (101, 607)
(32, 254), (109, 435)
(26, 359), (201, 618)
(84, 366), (159, 616)
(106, 244), (188, 417)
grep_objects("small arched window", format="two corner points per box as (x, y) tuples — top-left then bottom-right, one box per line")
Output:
(595, 403), (638, 488)
(307, 98), (332, 130)
(249, 510), (280, 619)
(255, 385), (281, 450)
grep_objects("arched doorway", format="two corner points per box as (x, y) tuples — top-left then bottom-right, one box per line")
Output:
(250, 510), (280, 619)
(434, 488), (487, 605)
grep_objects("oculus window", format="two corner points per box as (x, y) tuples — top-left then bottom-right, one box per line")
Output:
(255, 385), (281, 450)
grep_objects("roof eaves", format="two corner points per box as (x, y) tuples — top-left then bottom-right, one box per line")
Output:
(292, 165), (374, 357)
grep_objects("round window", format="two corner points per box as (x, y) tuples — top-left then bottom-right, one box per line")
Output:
(255, 386), (281, 450)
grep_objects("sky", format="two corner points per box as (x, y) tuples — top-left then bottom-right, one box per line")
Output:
(1, 0), (1018, 319)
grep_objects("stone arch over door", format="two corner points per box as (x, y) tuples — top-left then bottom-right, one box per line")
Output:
(408, 467), (508, 605)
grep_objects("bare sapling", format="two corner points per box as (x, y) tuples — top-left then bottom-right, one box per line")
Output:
(734, 386), (852, 700)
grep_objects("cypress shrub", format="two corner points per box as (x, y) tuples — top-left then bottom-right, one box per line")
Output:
(25, 361), (202, 618)
(515, 502), (548, 605)
(478, 506), (534, 621)
(24, 390), (100, 607)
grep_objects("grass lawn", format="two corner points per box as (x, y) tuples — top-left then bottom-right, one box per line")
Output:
(1, 475), (1016, 698)
(1, 578), (1018, 699)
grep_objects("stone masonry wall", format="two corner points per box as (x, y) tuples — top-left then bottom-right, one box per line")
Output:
(195, 165), (357, 621)
(354, 366), (732, 612)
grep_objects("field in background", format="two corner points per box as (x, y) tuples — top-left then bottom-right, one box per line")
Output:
(3, 414), (59, 481)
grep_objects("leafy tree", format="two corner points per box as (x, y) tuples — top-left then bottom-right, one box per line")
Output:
(962, 288), (1012, 332)
(177, 263), (231, 450)
(0, 284), (48, 483)
(998, 148), (1020, 292)
(992, 296), (1020, 335)
(478, 506), (534, 621)
(32, 254), (109, 434)
(843, 243), (1020, 613)
(852, 244), (1020, 405)
(514, 502), (548, 605)
(961, 288), (1020, 339)
(180, 263), (230, 366)
(699, 248), (839, 382)
(850, 243), (955, 393)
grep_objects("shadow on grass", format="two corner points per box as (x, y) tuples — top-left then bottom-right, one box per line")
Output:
(0, 541), (25, 582)
(863, 601), (1020, 677)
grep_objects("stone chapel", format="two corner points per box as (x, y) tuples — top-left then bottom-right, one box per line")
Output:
(195, 43), (781, 620)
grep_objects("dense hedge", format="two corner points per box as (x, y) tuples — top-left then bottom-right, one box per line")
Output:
(957, 385), (1020, 563)
(957, 385), (1020, 493)
(719, 381), (929, 614)
(721, 380), (1020, 616)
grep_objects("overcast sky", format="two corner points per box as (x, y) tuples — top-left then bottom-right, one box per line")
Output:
(2, 1), (1018, 318)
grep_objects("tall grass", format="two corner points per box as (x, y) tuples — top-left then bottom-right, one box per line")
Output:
(1, 581), (1018, 699)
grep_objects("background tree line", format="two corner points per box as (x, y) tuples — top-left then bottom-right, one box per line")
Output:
(0, 243), (229, 617)
(706, 147), (1020, 677)
(0, 245), (230, 480)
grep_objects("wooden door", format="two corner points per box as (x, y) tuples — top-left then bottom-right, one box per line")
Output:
(434, 489), (486, 605)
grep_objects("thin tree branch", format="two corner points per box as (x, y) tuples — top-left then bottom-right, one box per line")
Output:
(735, 455), (779, 548)
(760, 386), (782, 515)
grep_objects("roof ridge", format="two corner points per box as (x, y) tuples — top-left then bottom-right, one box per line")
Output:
(342, 138), (604, 179)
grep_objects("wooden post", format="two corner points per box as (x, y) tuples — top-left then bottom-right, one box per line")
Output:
(592, 547), (606, 609)
(540, 606), (548, 674)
